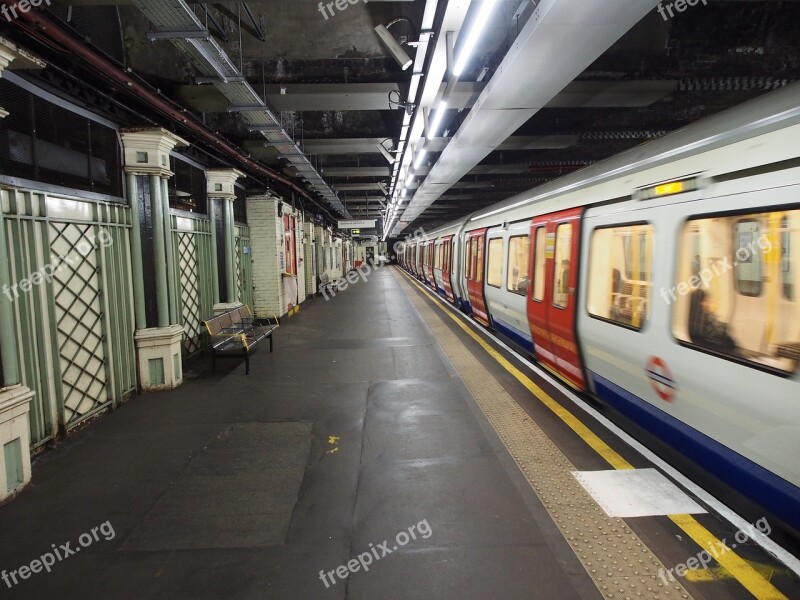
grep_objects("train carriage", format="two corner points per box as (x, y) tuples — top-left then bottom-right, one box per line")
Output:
(395, 82), (800, 533)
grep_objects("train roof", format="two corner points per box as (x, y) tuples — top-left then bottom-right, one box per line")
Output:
(421, 82), (800, 238)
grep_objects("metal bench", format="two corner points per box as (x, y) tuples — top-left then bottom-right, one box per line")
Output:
(318, 273), (336, 296)
(202, 305), (278, 375)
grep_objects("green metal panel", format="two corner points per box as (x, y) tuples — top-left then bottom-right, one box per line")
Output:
(3, 438), (23, 492)
(148, 358), (164, 386)
(236, 225), (254, 312)
(1, 187), (136, 446)
(172, 214), (215, 359)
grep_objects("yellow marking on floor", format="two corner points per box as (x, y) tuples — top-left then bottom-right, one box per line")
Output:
(687, 560), (782, 583)
(326, 447), (339, 455)
(328, 436), (340, 445)
(670, 515), (788, 600)
(397, 268), (789, 600)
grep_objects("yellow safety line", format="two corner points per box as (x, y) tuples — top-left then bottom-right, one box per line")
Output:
(397, 268), (788, 600)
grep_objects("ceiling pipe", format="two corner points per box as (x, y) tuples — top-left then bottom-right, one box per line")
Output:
(3, 3), (340, 220)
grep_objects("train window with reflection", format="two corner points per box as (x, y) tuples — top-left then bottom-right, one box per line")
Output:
(508, 236), (530, 296)
(476, 238), (484, 283)
(782, 216), (793, 300)
(533, 227), (546, 301)
(672, 209), (799, 375)
(734, 220), (762, 297)
(552, 224), (573, 309)
(487, 238), (504, 288)
(587, 224), (653, 331)
(465, 239), (472, 279)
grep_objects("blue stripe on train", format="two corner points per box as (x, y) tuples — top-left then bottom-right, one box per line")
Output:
(492, 317), (535, 353)
(591, 372), (800, 531)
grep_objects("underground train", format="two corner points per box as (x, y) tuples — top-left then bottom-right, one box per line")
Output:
(396, 83), (800, 534)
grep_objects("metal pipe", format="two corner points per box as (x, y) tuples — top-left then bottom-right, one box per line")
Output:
(149, 175), (170, 327)
(208, 198), (220, 305)
(224, 199), (237, 303)
(126, 173), (148, 329)
(161, 177), (178, 325)
(0, 204), (20, 386)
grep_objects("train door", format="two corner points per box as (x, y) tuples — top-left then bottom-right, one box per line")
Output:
(465, 228), (490, 325)
(416, 242), (424, 279)
(437, 235), (455, 302)
(527, 208), (586, 390)
(425, 239), (436, 288)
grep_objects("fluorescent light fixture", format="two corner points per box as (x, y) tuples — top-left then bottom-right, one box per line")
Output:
(405, 172), (414, 187)
(426, 101), (448, 140)
(374, 25), (413, 70)
(402, 189), (407, 197)
(377, 143), (395, 164)
(414, 149), (428, 169)
(408, 73), (423, 102)
(453, 0), (500, 77)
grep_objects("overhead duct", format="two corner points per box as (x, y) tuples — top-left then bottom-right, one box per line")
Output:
(131, 0), (350, 218)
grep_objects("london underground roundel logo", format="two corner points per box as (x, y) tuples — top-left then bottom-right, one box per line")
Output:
(646, 356), (677, 402)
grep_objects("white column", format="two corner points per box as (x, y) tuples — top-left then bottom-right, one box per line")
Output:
(120, 128), (189, 392)
(206, 169), (245, 312)
(0, 40), (44, 502)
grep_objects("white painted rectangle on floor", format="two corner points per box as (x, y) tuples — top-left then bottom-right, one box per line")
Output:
(572, 468), (706, 518)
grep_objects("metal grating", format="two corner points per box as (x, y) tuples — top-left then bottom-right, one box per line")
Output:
(50, 222), (110, 427)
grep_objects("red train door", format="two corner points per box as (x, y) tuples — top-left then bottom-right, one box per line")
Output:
(441, 235), (455, 302)
(527, 208), (586, 390)
(465, 229), (490, 326)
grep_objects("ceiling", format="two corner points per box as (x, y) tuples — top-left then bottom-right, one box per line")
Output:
(3, 0), (799, 237)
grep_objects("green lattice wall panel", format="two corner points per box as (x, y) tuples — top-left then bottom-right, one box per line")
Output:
(1, 189), (135, 443)
(173, 215), (214, 359)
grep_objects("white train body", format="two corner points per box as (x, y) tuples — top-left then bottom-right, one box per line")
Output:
(397, 83), (800, 532)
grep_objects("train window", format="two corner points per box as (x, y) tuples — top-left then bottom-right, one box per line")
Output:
(552, 224), (573, 309)
(487, 238), (504, 288)
(782, 216), (793, 300)
(673, 209), (799, 375)
(533, 227), (546, 302)
(476, 238), (484, 283)
(465, 239), (471, 279)
(507, 236), (530, 296)
(734, 220), (762, 297)
(587, 224), (653, 331)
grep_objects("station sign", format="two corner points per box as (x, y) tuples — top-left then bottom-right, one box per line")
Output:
(338, 219), (376, 229)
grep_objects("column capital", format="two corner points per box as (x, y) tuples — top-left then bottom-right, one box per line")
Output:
(120, 128), (189, 177)
(0, 37), (46, 74)
(207, 169), (246, 200)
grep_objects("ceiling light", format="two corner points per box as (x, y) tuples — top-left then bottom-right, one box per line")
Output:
(426, 101), (448, 140)
(453, 0), (500, 77)
(374, 25), (413, 70)
(414, 149), (428, 169)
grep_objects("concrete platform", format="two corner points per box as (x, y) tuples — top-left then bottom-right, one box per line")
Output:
(0, 266), (797, 599)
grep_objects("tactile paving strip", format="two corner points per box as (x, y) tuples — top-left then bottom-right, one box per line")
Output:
(396, 273), (692, 600)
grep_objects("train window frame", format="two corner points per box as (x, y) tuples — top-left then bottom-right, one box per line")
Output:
(586, 221), (654, 334)
(507, 234), (530, 296)
(476, 237), (485, 283)
(782, 215), (793, 300)
(552, 223), (573, 311)
(532, 226), (546, 303)
(486, 237), (504, 288)
(670, 203), (800, 379)
(465, 238), (471, 279)
(733, 218), (763, 298)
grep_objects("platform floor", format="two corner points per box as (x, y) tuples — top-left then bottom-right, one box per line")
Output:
(0, 266), (798, 599)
